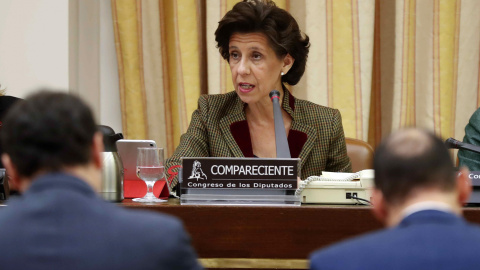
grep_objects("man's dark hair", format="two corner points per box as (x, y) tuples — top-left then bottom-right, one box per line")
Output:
(215, 0), (310, 85)
(374, 129), (456, 204)
(1, 91), (98, 177)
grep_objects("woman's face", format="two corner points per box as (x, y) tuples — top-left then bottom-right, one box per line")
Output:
(228, 32), (293, 105)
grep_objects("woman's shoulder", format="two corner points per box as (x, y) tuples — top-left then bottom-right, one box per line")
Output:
(197, 91), (241, 113)
(198, 91), (238, 104)
(292, 98), (343, 134)
(293, 97), (339, 117)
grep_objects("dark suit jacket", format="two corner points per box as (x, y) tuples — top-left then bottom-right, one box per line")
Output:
(0, 173), (203, 270)
(310, 210), (480, 270)
(459, 107), (480, 170)
(166, 90), (351, 188)
(0, 95), (22, 168)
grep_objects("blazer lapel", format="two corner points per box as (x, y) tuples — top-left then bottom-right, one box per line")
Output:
(290, 121), (316, 168)
(219, 100), (250, 157)
(281, 90), (317, 167)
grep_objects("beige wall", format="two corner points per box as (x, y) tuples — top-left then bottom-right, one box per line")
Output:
(0, 0), (69, 97)
(0, 0), (122, 134)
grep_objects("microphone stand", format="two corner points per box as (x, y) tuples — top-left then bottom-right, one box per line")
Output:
(269, 90), (291, 158)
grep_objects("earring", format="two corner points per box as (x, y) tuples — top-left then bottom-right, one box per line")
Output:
(281, 72), (285, 76)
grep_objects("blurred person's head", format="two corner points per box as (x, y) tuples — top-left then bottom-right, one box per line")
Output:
(372, 128), (471, 226)
(215, 0), (309, 105)
(1, 91), (103, 192)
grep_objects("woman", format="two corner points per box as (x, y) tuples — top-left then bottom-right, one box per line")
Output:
(166, 0), (351, 190)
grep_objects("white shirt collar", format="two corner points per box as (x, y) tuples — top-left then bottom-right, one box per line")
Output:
(401, 201), (456, 220)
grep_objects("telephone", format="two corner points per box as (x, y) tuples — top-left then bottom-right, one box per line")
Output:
(297, 169), (374, 205)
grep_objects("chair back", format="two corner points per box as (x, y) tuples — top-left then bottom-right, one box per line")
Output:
(345, 138), (374, 172)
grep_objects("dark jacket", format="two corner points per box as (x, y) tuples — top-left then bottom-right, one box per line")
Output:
(310, 210), (480, 270)
(0, 173), (203, 270)
(0, 95), (22, 168)
(459, 108), (480, 170)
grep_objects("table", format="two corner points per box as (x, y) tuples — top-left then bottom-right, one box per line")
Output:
(4, 199), (480, 269)
(122, 200), (480, 269)
(122, 199), (382, 269)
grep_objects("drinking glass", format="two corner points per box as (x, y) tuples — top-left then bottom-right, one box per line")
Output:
(133, 147), (167, 203)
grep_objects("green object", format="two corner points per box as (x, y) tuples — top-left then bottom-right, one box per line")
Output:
(458, 108), (480, 170)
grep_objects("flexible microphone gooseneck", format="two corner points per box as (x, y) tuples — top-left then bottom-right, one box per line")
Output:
(269, 90), (291, 158)
(445, 137), (480, 155)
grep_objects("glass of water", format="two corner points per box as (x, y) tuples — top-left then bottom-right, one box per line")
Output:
(133, 147), (167, 203)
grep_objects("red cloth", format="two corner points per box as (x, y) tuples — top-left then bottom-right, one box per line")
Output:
(123, 180), (169, 199)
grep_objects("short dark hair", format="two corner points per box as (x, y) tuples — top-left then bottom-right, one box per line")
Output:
(1, 91), (98, 177)
(373, 129), (456, 205)
(215, 0), (310, 85)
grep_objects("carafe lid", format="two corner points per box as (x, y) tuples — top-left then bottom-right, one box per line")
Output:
(98, 125), (123, 152)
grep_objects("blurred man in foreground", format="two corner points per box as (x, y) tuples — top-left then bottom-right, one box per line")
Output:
(0, 91), (203, 270)
(310, 129), (479, 270)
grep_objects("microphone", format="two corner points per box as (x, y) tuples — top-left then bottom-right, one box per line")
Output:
(445, 138), (480, 155)
(269, 90), (291, 158)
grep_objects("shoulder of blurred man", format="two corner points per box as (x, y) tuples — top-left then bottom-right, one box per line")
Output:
(309, 209), (480, 270)
(0, 172), (202, 270)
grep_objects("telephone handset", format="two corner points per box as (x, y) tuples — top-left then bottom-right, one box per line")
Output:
(297, 169), (374, 205)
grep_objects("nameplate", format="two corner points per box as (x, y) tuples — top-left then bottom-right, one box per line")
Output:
(181, 157), (299, 190)
(468, 171), (480, 187)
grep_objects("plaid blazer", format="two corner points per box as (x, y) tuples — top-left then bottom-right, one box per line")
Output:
(165, 90), (351, 189)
